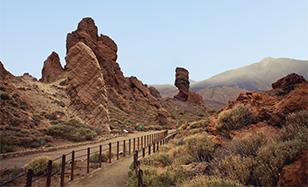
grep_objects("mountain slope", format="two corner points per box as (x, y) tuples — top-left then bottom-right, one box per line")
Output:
(192, 57), (308, 91)
(155, 57), (308, 110)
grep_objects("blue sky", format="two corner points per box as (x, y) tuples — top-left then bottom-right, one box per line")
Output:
(1, 1), (307, 84)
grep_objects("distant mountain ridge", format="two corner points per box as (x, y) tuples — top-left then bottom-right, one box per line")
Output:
(154, 57), (308, 110)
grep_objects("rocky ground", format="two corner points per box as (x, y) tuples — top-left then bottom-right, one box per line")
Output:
(128, 73), (308, 187)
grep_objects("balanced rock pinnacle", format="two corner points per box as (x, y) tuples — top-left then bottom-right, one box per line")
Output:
(174, 67), (190, 101)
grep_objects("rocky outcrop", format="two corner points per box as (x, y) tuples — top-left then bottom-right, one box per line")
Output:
(272, 73), (305, 95)
(149, 86), (161, 98)
(66, 42), (110, 132)
(41, 52), (64, 83)
(174, 67), (190, 101)
(173, 67), (205, 106)
(0, 61), (13, 80)
(277, 150), (308, 187)
(66, 17), (174, 128)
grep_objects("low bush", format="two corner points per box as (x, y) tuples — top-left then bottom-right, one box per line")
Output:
(185, 133), (216, 162)
(90, 152), (113, 163)
(24, 157), (59, 176)
(46, 119), (98, 141)
(286, 110), (308, 127)
(211, 154), (255, 185)
(180, 175), (243, 187)
(217, 104), (255, 133)
(253, 137), (307, 187)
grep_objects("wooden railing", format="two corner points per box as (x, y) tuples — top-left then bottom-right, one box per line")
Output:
(0, 130), (169, 187)
(132, 131), (177, 187)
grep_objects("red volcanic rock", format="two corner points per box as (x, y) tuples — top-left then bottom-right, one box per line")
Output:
(65, 17), (174, 128)
(66, 42), (110, 132)
(187, 92), (205, 106)
(41, 52), (64, 83)
(174, 67), (189, 101)
(272, 73), (305, 95)
(149, 86), (161, 98)
(277, 150), (308, 187)
(0, 61), (13, 80)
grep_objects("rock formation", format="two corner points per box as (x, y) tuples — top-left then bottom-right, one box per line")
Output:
(174, 67), (190, 101)
(66, 42), (110, 132)
(66, 17), (173, 128)
(149, 86), (161, 98)
(277, 151), (308, 187)
(272, 73), (306, 95)
(173, 67), (205, 106)
(41, 52), (64, 83)
(0, 61), (13, 80)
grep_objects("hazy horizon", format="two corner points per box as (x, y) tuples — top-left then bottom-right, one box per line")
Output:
(1, 1), (308, 84)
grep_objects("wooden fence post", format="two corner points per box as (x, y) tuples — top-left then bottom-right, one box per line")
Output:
(137, 137), (140, 150)
(99, 145), (102, 168)
(148, 145), (151, 155)
(144, 136), (146, 147)
(60, 154), (66, 187)
(138, 169), (144, 187)
(87, 147), (90, 173)
(142, 147), (145, 157)
(109, 143), (112, 163)
(141, 136), (143, 148)
(123, 140), (126, 157)
(26, 169), (33, 187)
(133, 138), (136, 152)
(46, 160), (52, 187)
(117, 141), (119, 160)
(71, 151), (75, 181)
(129, 139), (131, 155)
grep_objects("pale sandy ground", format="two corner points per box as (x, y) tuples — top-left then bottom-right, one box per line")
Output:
(67, 156), (132, 187)
(0, 130), (162, 170)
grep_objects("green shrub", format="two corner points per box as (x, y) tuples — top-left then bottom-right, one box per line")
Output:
(218, 134), (267, 157)
(253, 138), (307, 187)
(90, 152), (113, 163)
(211, 154), (255, 185)
(24, 157), (59, 176)
(185, 133), (216, 162)
(46, 119), (98, 141)
(217, 104), (255, 133)
(180, 175), (243, 187)
(136, 124), (145, 131)
(286, 110), (308, 127)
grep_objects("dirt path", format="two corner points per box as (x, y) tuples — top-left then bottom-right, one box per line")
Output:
(0, 130), (163, 170)
(68, 156), (133, 187)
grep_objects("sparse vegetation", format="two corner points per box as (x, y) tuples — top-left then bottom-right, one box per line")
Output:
(217, 104), (255, 133)
(128, 109), (308, 187)
(24, 157), (59, 176)
(46, 119), (98, 141)
(90, 152), (113, 163)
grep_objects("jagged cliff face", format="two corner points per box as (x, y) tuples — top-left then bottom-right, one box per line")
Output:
(65, 17), (174, 129)
(65, 42), (110, 132)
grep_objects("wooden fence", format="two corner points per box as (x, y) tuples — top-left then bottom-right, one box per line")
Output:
(132, 131), (177, 187)
(0, 130), (169, 187)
